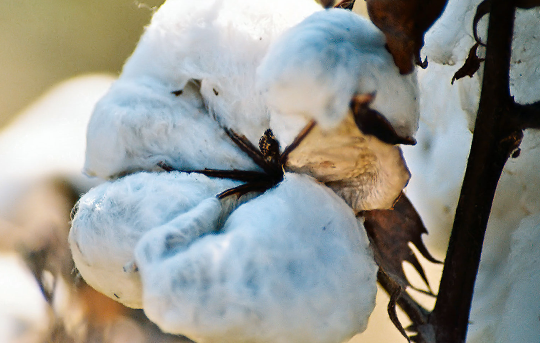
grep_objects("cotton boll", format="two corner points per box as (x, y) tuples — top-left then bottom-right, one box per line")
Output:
(69, 171), (242, 308)
(84, 79), (257, 179)
(135, 173), (378, 343)
(85, 0), (323, 179)
(258, 9), (419, 140)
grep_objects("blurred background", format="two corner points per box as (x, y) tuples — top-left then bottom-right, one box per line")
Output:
(0, 0), (165, 129)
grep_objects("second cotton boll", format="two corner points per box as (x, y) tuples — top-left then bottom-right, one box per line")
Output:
(69, 171), (243, 308)
(135, 173), (378, 343)
(258, 9), (419, 140)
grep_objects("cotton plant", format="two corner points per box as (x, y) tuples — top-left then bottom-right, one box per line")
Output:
(70, 0), (424, 342)
(398, 0), (540, 341)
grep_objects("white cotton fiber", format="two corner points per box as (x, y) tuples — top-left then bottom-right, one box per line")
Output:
(422, 0), (483, 65)
(401, 64), (473, 251)
(69, 171), (242, 308)
(467, 130), (540, 343)
(84, 79), (258, 179)
(84, 0), (322, 179)
(135, 173), (378, 343)
(258, 9), (419, 140)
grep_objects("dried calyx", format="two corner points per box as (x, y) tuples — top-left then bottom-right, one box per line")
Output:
(159, 120), (316, 199)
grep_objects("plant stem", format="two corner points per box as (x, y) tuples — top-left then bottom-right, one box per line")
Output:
(429, 0), (519, 342)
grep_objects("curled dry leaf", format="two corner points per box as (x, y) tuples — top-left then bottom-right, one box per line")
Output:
(361, 192), (440, 292)
(286, 115), (410, 212)
(452, 42), (485, 84)
(361, 193), (439, 341)
(366, 0), (448, 73)
(351, 93), (417, 145)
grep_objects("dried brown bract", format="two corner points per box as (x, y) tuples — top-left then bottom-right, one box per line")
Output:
(366, 0), (448, 74)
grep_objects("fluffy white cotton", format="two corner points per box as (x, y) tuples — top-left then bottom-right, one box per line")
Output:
(468, 212), (540, 343)
(84, 0), (322, 179)
(509, 8), (540, 105)
(488, 212), (540, 342)
(422, 0), (483, 65)
(401, 64), (473, 251)
(423, 1), (540, 124)
(258, 9), (419, 140)
(135, 173), (378, 343)
(84, 79), (258, 178)
(467, 130), (540, 343)
(69, 171), (242, 308)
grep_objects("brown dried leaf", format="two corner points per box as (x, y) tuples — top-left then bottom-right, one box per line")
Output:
(516, 0), (540, 8)
(350, 93), (417, 145)
(388, 281), (410, 342)
(319, 0), (336, 8)
(452, 43), (485, 84)
(361, 193), (440, 293)
(366, 0), (448, 74)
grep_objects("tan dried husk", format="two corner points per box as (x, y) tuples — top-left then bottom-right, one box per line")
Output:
(286, 114), (410, 212)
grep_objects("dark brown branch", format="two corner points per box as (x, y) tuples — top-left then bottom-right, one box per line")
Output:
(513, 100), (540, 130)
(224, 128), (273, 174)
(429, 0), (519, 342)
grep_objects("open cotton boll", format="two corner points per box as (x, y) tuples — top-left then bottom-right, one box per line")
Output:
(258, 9), (419, 140)
(135, 173), (378, 343)
(84, 78), (258, 179)
(69, 171), (243, 308)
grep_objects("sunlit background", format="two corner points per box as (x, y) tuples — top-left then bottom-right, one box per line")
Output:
(0, 0), (165, 128)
